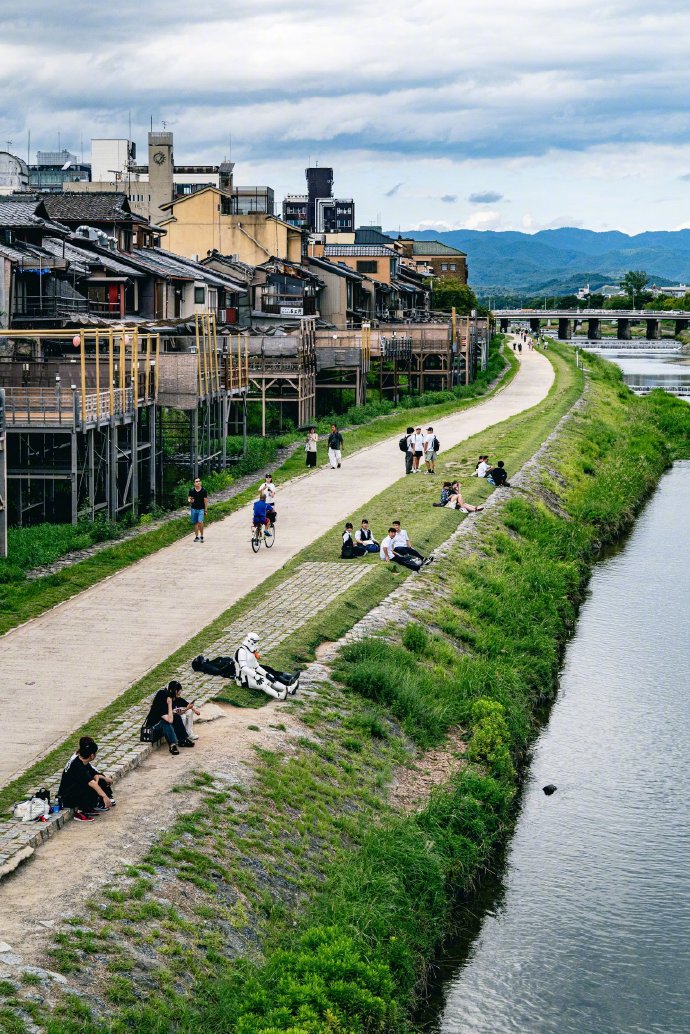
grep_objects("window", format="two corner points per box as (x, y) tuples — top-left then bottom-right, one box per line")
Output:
(441, 263), (448, 271)
(450, 264), (456, 271)
(356, 260), (378, 273)
(194, 286), (206, 305)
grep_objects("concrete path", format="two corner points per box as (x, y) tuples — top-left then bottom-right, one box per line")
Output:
(0, 349), (553, 788)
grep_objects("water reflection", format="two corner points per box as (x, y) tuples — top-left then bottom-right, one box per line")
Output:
(429, 463), (690, 1034)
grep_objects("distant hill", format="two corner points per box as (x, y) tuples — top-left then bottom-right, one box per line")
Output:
(388, 227), (690, 296)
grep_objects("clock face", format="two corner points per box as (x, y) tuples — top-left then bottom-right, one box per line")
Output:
(153, 151), (166, 165)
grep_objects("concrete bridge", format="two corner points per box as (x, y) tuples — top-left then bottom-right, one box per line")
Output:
(496, 309), (690, 341)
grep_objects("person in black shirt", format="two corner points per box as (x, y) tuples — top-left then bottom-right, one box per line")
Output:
(58, 736), (114, 821)
(327, 424), (344, 469)
(188, 477), (208, 543)
(487, 461), (510, 487)
(144, 680), (194, 755)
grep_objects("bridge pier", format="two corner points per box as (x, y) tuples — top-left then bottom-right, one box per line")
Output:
(499, 318), (509, 333)
(558, 318), (572, 340)
(617, 318), (631, 340)
(529, 318), (541, 334)
(675, 318), (689, 336)
(646, 319), (660, 340)
(587, 318), (601, 340)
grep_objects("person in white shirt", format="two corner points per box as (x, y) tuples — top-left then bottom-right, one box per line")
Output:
(354, 518), (379, 553)
(423, 426), (437, 474)
(475, 457), (491, 478)
(259, 474), (277, 505)
(411, 427), (425, 472)
(380, 529), (428, 571)
(391, 521), (427, 563)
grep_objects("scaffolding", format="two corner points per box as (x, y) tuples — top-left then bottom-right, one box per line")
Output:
(245, 318), (317, 434)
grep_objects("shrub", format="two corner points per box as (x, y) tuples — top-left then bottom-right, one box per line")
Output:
(466, 698), (515, 781)
(402, 623), (428, 655)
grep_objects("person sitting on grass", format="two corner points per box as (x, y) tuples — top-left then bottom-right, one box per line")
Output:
(486, 460), (510, 487)
(144, 680), (194, 755)
(355, 518), (380, 553)
(475, 456), (491, 478)
(58, 736), (115, 822)
(380, 528), (432, 572)
(341, 522), (366, 559)
(433, 481), (454, 506)
(446, 481), (484, 513)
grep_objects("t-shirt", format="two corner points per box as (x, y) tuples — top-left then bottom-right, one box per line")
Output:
(253, 499), (269, 523)
(406, 434), (415, 452)
(259, 481), (276, 504)
(392, 529), (410, 549)
(423, 433), (435, 452)
(58, 755), (95, 807)
(412, 434), (425, 452)
(476, 462), (490, 478)
(189, 486), (208, 509)
(380, 538), (397, 560)
(489, 466), (507, 485)
(145, 689), (172, 727)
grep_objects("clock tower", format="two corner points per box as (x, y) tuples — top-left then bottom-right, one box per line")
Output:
(148, 131), (174, 226)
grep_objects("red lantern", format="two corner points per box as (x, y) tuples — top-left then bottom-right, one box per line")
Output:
(72, 334), (80, 348)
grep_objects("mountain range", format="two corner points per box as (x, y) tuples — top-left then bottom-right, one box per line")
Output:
(391, 227), (690, 297)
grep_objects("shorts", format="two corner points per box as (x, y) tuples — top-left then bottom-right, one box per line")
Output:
(190, 508), (205, 524)
(424, 449), (436, 462)
(414, 450), (423, 458)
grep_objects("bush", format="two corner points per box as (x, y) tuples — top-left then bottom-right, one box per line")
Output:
(402, 623), (428, 655)
(466, 698), (515, 781)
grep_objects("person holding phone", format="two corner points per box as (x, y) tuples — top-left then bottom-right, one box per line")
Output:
(174, 693), (201, 741)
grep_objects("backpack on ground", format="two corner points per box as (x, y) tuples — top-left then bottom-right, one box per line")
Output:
(398, 435), (409, 453)
(433, 436), (441, 453)
(13, 795), (50, 823)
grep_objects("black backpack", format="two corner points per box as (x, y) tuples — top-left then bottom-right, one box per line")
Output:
(433, 436), (441, 453)
(399, 435), (409, 453)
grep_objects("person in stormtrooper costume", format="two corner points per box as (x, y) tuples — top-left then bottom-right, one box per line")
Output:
(234, 632), (300, 700)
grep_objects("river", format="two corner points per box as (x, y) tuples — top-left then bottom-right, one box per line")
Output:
(423, 461), (690, 1034)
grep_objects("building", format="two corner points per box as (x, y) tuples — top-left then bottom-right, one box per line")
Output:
(395, 238), (468, 281)
(283, 166), (355, 233)
(28, 149), (91, 192)
(0, 152), (29, 194)
(158, 186), (303, 265)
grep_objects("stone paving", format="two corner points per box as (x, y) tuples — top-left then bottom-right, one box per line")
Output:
(0, 561), (372, 881)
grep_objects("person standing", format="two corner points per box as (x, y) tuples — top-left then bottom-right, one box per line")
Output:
(188, 477), (208, 543)
(328, 424), (344, 469)
(404, 425), (415, 475)
(423, 426), (437, 474)
(305, 426), (318, 468)
(411, 426), (425, 472)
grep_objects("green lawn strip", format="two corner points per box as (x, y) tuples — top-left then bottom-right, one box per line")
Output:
(0, 344), (565, 822)
(36, 350), (690, 1034)
(0, 342), (515, 637)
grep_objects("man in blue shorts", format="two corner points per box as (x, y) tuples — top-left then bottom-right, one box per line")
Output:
(252, 497), (273, 539)
(188, 477), (208, 542)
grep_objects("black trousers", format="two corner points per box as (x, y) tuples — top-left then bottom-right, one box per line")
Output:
(391, 554), (422, 572)
(396, 545), (424, 561)
(64, 775), (113, 812)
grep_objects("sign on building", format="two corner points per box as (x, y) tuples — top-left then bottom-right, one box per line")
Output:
(280, 306), (304, 317)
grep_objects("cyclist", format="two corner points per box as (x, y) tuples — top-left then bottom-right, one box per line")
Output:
(252, 497), (273, 540)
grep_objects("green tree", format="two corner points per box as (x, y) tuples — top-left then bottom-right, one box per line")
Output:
(430, 278), (481, 314)
(620, 270), (650, 306)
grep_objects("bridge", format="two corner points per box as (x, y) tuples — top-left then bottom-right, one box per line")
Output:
(629, 384), (690, 397)
(495, 309), (689, 341)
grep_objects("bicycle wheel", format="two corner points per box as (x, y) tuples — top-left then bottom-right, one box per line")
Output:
(264, 523), (275, 548)
(251, 529), (261, 553)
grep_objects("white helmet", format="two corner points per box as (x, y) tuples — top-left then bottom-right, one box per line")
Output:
(242, 632), (260, 650)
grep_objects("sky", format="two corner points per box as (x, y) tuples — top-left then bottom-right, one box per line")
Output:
(2, 0), (690, 235)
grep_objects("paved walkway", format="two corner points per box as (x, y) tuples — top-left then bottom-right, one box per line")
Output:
(0, 350), (553, 788)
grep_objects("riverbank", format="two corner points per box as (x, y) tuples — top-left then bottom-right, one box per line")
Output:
(2, 350), (688, 1034)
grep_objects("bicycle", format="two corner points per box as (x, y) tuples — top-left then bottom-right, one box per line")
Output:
(251, 519), (276, 552)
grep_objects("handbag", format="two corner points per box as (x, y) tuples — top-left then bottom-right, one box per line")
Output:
(140, 724), (154, 743)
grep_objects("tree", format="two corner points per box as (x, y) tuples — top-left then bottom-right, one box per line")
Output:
(620, 270), (650, 306)
(430, 278), (481, 315)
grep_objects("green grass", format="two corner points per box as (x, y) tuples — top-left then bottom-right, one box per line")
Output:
(0, 340), (514, 637)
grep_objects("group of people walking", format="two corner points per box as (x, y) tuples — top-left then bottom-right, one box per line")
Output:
(304, 424), (345, 470)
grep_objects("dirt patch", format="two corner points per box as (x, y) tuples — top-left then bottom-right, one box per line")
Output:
(0, 703), (304, 968)
(388, 728), (468, 812)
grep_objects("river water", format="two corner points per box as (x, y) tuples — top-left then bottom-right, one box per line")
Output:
(424, 459), (690, 1032)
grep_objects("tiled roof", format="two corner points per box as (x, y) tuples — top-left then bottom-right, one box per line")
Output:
(0, 197), (68, 233)
(39, 192), (133, 224)
(324, 244), (396, 257)
(41, 237), (146, 277)
(354, 227), (395, 246)
(411, 241), (467, 257)
(307, 256), (364, 281)
(124, 248), (247, 292)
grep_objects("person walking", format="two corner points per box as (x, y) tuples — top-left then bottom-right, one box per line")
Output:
(305, 426), (318, 468)
(517, 340), (523, 353)
(188, 477), (208, 543)
(328, 424), (344, 469)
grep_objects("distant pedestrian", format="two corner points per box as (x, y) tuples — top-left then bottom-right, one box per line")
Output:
(403, 425), (415, 475)
(188, 477), (208, 543)
(328, 424), (343, 469)
(423, 426), (438, 474)
(512, 339), (517, 351)
(305, 426), (318, 468)
(411, 426), (425, 472)
(518, 341), (523, 353)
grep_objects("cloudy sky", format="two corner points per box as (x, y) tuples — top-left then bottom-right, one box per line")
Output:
(2, 0), (690, 234)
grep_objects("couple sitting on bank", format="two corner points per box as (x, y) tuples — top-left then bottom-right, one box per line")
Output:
(436, 481), (485, 513)
(341, 518), (380, 559)
(380, 521), (433, 572)
(474, 456), (510, 487)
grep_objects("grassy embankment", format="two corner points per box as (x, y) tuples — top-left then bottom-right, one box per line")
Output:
(0, 343), (562, 825)
(0, 340), (513, 636)
(22, 349), (690, 1034)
